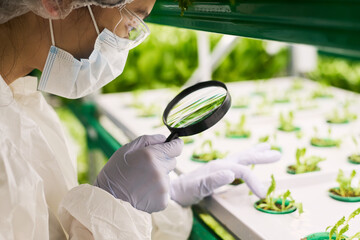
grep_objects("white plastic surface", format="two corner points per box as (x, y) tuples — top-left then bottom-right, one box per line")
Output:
(96, 77), (360, 239)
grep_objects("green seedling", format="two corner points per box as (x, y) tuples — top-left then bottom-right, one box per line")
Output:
(349, 136), (360, 163)
(258, 133), (281, 152)
(296, 131), (304, 139)
(327, 107), (357, 124)
(232, 96), (249, 108)
(136, 103), (160, 117)
(180, 136), (194, 145)
(255, 175), (303, 214)
(191, 140), (228, 162)
(290, 78), (304, 90)
(312, 83), (334, 99)
(325, 207), (360, 240)
(330, 169), (360, 198)
(252, 80), (267, 96)
(311, 126), (341, 147)
(126, 90), (143, 108)
(296, 97), (317, 110)
(273, 90), (291, 103)
(253, 97), (272, 116)
(278, 111), (300, 132)
(225, 114), (251, 138)
(287, 148), (326, 174)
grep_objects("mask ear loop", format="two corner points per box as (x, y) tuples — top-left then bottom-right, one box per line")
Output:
(113, 6), (125, 51)
(49, 19), (55, 46)
(87, 6), (100, 35)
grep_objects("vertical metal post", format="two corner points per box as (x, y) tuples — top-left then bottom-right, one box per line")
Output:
(197, 31), (211, 82)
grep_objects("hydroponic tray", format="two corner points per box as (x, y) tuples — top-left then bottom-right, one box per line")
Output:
(95, 77), (360, 239)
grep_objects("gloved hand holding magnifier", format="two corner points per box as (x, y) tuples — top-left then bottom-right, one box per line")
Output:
(163, 80), (231, 142)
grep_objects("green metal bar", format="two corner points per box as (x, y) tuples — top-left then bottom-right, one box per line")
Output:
(147, 0), (360, 57)
(67, 101), (121, 159)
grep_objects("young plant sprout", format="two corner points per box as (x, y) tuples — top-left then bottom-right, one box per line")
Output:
(325, 207), (360, 240)
(302, 208), (360, 240)
(126, 90), (143, 108)
(254, 175), (303, 214)
(258, 133), (281, 152)
(287, 148), (326, 174)
(232, 96), (249, 109)
(290, 78), (304, 90)
(225, 114), (251, 138)
(312, 83), (334, 99)
(136, 103), (160, 118)
(326, 107), (357, 124)
(273, 91), (290, 103)
(191, 139), (228, 163)
(348, 136), (360, 164)
(329, 169), (360, 200)
(278, 111), (300, 132)
(311, 127), (341, 147)
(253, 97), (271, 116)
(252, 80), (267, 96)
(296, 97), (317, 110)
(180, 136), (195, 145)
(296, 131), (304, 139)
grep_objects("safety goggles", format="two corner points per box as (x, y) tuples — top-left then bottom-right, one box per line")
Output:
(112, 7), (150, 50)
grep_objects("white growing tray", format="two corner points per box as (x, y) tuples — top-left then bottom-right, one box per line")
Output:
(95, 77), (360, 239)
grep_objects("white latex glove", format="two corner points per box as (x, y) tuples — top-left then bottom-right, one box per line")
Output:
(95, 134), (183, 213)
(170, 143), (281, 207)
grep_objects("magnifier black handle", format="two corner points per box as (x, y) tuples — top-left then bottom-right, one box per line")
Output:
(165, 132), (179, 142)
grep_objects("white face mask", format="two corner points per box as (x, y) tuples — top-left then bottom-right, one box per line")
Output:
(38, 6), (150, 99)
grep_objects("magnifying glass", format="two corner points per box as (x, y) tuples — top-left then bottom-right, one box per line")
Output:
(163, 80), (231, 142)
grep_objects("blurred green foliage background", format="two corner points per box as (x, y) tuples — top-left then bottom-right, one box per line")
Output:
(309, 55), (360, 93)
(102, 24), (288, 93)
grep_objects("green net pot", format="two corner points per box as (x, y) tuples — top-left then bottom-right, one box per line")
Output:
(277, 126), (301, 132)
(303, 232), (346, 240)
(310, 138), (338, 148)
(326, 119), (349, 124)
(254, 198), (297, 214)
(286, 165), (320, 175)
(251, 91), (266, 97)
(348, 154), (360, 164)
(190, 155), (215, 163)
(328, 187), (360, 202)
(230, 178), (244, 186)
(232, 105), (249, 109)
(225, 133), (251, 139)
(273, 99), (290, 104)
(137, 113), (157, 118)
(313, 94), (333, 99)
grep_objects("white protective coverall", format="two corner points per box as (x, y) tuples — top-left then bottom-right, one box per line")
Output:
(0, 75), (193, 239)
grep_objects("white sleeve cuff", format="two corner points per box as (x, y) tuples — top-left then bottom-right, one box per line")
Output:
(151, 199), (193, 240)
(59, 184), (152, 240)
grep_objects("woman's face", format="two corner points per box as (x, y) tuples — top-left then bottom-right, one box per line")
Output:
(49, 0), (155, 61)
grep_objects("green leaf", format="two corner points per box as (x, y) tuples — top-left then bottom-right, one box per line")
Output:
(259, 135), (269, 143)
(347, 207), (360, 224)
(352, 136), (358, 147)
(338, 224), (349, 240)
(329, 216), (345, 239)
(267, 175), (276, 199)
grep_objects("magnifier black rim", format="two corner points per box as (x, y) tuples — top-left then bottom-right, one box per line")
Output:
(163, 80), (231, 137)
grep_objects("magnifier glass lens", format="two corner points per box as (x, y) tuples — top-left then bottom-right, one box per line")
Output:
(167, 87), (227, 128)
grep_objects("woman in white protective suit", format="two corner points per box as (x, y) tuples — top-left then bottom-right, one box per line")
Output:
(0, 0), (282, 239)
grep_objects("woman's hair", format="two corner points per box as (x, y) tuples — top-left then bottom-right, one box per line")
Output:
(0, 0), (133, 24)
